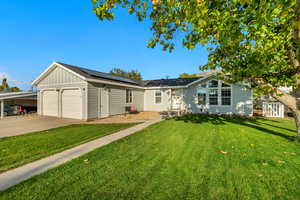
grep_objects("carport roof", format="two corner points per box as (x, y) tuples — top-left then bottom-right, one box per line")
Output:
(0, 92), (37, 100)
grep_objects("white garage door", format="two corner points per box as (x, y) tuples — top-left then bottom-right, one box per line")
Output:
(42, 90), (59, 117)
(62, 89), (83, 119)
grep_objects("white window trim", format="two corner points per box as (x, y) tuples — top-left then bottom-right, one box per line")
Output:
(154, 90), (163, 104)
(220, 87), (232, 106)
(125, 89), (133, 104)
(208, 88), (219, 106)
(197, 93), (207, 106)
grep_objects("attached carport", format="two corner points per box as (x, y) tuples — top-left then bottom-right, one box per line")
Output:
(0, 92), (37, 119)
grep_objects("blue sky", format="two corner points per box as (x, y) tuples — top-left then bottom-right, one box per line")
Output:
(0, 0), (208, 90)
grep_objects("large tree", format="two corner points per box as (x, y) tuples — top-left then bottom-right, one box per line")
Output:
(93, 0), (300, 139)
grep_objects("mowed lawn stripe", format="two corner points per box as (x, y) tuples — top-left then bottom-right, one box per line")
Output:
(0, 117), (299, 200)
(0, 123), (139, 172)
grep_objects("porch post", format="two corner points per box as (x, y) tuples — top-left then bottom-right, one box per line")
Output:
(0, 100), (4, 119)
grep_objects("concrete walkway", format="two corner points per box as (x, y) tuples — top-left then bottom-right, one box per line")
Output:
(0, 119), (161, 191)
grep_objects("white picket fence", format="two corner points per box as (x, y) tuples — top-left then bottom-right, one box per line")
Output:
(263, 102), (284, 118)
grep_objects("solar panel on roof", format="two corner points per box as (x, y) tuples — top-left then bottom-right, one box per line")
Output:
(58, 62), (205, 87)
(144, 77), (199, 87)
(78, 68), (139, 85)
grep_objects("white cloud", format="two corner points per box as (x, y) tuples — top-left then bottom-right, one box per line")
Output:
(0, 72), (9, 79)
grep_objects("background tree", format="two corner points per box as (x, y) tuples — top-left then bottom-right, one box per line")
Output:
(109, 68), (142, 80)
(179, 73), (199, 78)
(0, 78), (9, 91)
(0, 77), (21, 92)
(93, 0), (300, 139)
(10, 87), (21, 92)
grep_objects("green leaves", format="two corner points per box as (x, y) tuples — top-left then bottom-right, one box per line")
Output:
(91, 0), (300, 96)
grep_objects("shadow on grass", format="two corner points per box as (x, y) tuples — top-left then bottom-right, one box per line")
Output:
(174, 114), (296, 141)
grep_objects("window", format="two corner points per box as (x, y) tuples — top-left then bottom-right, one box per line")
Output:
(198, 93), (206, 105)
(198, 80), (231, 106)
(197, 87), (207, 105)
(126, 89), (132, 103)
(208, 80), (218, 88)
(200, 83), (207, 88)
(155, 91), (162, 104)
(221, 88), (231, 105)
(209, 89), (218, 105)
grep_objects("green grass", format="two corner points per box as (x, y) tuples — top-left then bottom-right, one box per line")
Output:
(0, 123), (138, 172)
(1, 116), (300, 200)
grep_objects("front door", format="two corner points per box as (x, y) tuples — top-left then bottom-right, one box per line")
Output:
(172, 96), (181, 110)
(172, 90), (182, 110)
(99, 88), (110, 118)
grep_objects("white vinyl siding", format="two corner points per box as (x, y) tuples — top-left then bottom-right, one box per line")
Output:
(39, 65), (84, 86)
(87, 83), (101, 119)
(144, 89), (171, 111)
(110, 87), (144, 115)
(110, 87), (126, 115)
(183, 79), (253, 116)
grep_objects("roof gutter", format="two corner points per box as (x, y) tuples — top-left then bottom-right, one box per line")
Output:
(0, 93), (37, 100)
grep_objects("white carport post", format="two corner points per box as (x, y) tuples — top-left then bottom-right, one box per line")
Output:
(0, 100), (4, 119)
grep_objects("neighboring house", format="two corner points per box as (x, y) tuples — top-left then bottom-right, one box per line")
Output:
(32, 62), (253, 120)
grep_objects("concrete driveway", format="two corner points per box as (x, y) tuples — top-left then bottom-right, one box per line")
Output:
(0, 115), (81, 138)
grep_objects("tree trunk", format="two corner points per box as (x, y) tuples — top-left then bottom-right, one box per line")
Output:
(293, 110), (300, 140)
(270, 88), (300, 140)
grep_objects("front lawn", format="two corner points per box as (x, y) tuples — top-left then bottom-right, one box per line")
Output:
(1, 116), (299, 200)
(0, 123), (138, 172)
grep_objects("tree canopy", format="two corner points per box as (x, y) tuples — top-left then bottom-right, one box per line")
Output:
(93, 0), (300, 138)
(109, 68), (142, 80)
(0, 78), (9, 91)
(179, 73), (199, 78)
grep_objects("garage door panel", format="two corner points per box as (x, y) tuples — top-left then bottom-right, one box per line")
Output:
(42, 91), (58, 117)
(62, 89), (83, 119)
